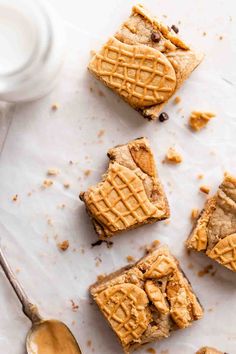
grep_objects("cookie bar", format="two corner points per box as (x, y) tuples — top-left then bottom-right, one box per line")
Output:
(80, 138), (169, 239)
(196, 347), (226, 354)
(88, 4), (203, 120)
(90, 244), (203, 353)
(186, 174), (236, 272)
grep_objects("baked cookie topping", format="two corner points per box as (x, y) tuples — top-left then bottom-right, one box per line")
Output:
(90, 244), (203, 353)
(189, 111), (215, 131)
(88, 4), (203, 120)
(80, 138), (169, 239)
(187, 174), (236, 272)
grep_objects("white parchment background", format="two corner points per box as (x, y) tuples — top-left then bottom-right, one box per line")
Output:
(0, 1), (236, 353)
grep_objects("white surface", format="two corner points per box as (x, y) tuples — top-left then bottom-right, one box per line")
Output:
(0, 1), (236, 353)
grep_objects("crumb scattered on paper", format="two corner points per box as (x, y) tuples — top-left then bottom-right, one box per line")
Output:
(47, 168), (59, 176)
(197, 174), (204, 180)
(203, 31), (207, 36)
(84, 169), (91, 177)
(164, 147), (182, 164)
(200, 185), (210, 194)
(87, 340), (92, 347)
(97, 129), (105, 138)
(58, 240), (69, 251)
(70, 299), (79, 312)
(189, 111), (215, 131)
(173, 96), (181, 104)
(51, 103), (59, 111)
(63, 182), (70, 189)
(198, 264), (214, 277)
(146, 240), (160, 254)
(12, 194), (18, 202)
(219, 35), (223, 40)
(42, 179), (53, 188)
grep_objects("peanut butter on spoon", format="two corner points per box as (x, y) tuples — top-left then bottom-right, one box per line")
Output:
(0, 248), (82, 354)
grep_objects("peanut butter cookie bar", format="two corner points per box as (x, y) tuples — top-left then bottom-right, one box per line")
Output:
(196, 347), (226, 354)
(88, 4), (203, 120)
(186, 174), (236, 272)
(80, 138), (169, 239)
(90, 244), (203, 353)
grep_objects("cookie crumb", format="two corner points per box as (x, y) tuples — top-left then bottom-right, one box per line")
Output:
(189, 111), (215, 131)
(173, 96), (181, 104)
(146, 240), (160, 254)
(63, 182), (70, 189)
(42, 179), (53, 188)
(198, 264), (213, 277)
(70, 299), (79, 312)
(84, 169), (91, 177)
(219, 35), (223, 40)
(188, 263), (194, 269)
(58, 240), (69, 251)
(126, 255), (135, 263)
(197, 174), (204, 180)
(164, 147), (182, 164)
(87, 340), (92, 347)
(191, 208), (199, 222)
(200, 185), (210, 194)
(203, 31), (207, 36)
(12, 194), (18, 202)
(47, 168), (59, 176)
(51, 103), (59, 111)
(98, 90), (105, 97)
(97, 129), (105, 138)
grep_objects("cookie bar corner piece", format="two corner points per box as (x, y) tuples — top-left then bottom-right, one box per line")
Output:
(90, 244), (203, 353)
(80, 138), (169, 239)
(88, 4), (203, 120)
(186, 174), (236, 272)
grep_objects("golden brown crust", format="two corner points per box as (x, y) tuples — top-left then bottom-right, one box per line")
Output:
(90, 244), (203, 353)
(88, 4), (203, 120)
(80, 138), (169, 239)
(186, 174), (236, 272)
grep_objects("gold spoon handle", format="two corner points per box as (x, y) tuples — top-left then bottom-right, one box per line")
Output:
(0, 247), (42, 324)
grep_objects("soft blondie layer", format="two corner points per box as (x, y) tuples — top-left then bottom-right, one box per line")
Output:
(187, 174), (236, 272)
(88, 4), (203, 120)
(80, 138), (169, 239)
(90, 245), (203, 353)
(196, 347), (226, 354)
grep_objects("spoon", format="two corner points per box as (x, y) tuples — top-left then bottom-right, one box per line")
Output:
(0, 247), (82, 354)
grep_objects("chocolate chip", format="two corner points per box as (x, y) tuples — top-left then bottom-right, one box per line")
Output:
(159, 112), (169, 122)
(151, 32), (161, 43)
(171, 25), (179, 34)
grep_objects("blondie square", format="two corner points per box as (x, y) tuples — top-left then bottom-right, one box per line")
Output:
(80, 138), (169, 239)
(90, 244), (203, 353)
(88, 4), (203, 120)
(186, 174), (236, 272)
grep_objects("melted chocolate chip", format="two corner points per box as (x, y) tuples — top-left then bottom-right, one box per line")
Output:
(171, 24), (179, 34)
(159, 112), (169, 122)
(151, 32), (161, 43)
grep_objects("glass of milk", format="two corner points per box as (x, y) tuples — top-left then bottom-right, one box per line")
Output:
(0, 0), (65, 102)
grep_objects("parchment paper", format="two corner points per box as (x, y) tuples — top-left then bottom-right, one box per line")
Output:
(0, 1), (236, 353)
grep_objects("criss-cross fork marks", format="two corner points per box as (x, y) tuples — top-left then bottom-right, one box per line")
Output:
(92, 38), (176, 107)
(99, 287), (148, 343)
(209, 234), (236, 271)
(87, 164), (156, 232)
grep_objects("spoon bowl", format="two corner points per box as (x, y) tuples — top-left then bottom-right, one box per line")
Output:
(26, 319), (82, 354)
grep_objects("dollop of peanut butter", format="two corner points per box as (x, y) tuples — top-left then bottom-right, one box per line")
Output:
(29, 320), (81, 354)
